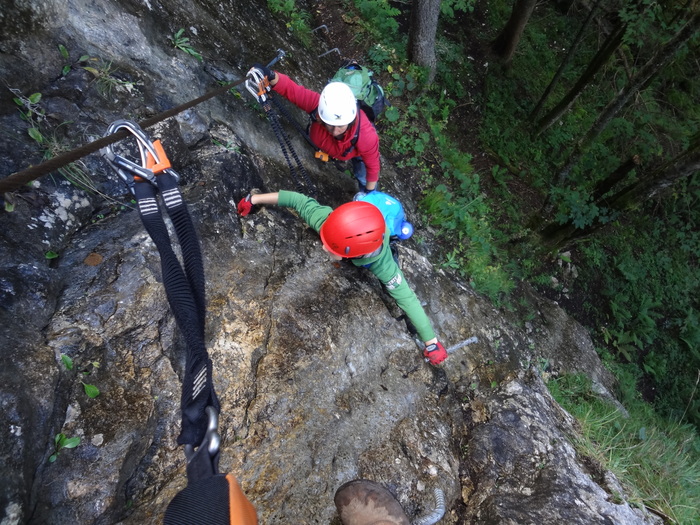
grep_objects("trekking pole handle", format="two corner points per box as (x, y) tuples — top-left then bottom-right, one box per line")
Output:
(267, 49), (286, 68)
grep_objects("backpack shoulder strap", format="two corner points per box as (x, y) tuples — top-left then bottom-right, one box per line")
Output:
(341, 105), (362, 156)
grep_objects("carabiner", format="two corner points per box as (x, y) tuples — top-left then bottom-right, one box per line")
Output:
(101, 120), (176, 194)
(184, 405), (221, 462)
(183, 406), (222, 482)
(245, 67), (271, 103)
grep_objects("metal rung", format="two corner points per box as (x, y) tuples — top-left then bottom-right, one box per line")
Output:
(318, 48), (341, 58)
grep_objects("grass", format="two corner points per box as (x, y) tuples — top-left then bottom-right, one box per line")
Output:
(548, 373), (700, 524)
(82, 58), (136, 97)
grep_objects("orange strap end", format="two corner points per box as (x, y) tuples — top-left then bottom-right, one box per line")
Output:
(145, 140), (172, 174)
(226, 473), (258, 525)
(257, 79), (271, 97)
(315, 150), (329, 162)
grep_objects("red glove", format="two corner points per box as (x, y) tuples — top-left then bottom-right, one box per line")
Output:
(237, 194), (253, 216)
(423, 342), (447, 365)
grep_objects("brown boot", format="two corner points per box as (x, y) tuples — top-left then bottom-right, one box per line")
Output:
(334, 479), (410, 525)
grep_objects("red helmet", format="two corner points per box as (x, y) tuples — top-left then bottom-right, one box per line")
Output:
(320, 201), (386, 258)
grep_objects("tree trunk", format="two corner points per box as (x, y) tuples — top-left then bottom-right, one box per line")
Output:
(530, 0), (601, 123)
(591, 155), (641, 201)
(535, 21), (625, 135)
(491, 0), (538, 65)
(602, 148), (700, 211)
(408, 0), (441, 83)
(556, 12), (700, 185)
(540, 140), (700, 249)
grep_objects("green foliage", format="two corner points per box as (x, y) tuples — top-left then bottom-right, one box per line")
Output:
(440, 0), (475, 19)
(60, 354), (101, 399)
(170, 29), (203, 61)
(420, 168), (514, 302)
(212, 138), (241, 153)
(11, 91), (127, 201)
(12, 90), (45, 123)
(475, 0), (700, 431)
(58, 43), (70, 75)
(267, 0), (312, 47)
(353, 0), (400, 37)
(548, 373), (700, 524)
(82, 382), (100, 398)
(29, 122), (104, 193)
(366, 43), (397, 71)
(49, 433), (80, 463)
(61, 354), (74, 370)
(57, 44), (89, 76)
(577, 200), (700, 427)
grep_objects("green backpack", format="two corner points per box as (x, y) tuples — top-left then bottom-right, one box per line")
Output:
(331, 60), (389, 122)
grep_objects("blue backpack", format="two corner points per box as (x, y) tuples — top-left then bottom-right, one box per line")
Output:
(356, 191), (413, 240)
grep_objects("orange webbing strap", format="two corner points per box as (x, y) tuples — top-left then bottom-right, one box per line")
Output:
(145, 140), (173, 174)
(227, 474), (258, 524)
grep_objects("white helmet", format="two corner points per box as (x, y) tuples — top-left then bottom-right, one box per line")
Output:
(318, 82), (357, 126)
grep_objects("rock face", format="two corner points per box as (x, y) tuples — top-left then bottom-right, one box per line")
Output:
(0, 1), (660, 524)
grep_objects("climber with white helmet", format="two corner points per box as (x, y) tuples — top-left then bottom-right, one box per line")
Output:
(251, 64), (381, 193)
(237, 190), (448, 365)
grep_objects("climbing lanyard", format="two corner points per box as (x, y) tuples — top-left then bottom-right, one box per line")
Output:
(103, 121), (257, 523)
(245, 61), (317, 196)
(102, 119), (219, 456)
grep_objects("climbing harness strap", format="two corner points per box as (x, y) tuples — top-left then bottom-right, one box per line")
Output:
(102, 120), (218, 454)
(245, 64), (317, 196)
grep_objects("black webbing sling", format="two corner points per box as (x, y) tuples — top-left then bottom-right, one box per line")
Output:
(103, 119), (216, 448)
(245, 66), (317, 196)
(103, 121), (257, 524)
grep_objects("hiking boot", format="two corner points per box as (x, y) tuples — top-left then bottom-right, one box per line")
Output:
(334, 479), (410, 525)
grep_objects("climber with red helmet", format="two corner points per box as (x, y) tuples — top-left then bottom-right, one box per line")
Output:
(237, 190), (447, 365)
(251, 64), (381, 193)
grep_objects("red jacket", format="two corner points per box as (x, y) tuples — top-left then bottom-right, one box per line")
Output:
(272, 73), (381, 183)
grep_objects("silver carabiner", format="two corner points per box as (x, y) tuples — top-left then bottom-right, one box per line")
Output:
(184, 405), (221, 462)
(245, 67), (270, 103)
(101, 120), (178, 193)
